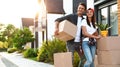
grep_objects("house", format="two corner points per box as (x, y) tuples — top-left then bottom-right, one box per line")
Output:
(94, 0), (120, 36)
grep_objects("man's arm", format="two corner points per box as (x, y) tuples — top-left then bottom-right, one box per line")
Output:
(54, 21), (59, 35)
(55, 14), (73, 22)
(54, 14), (73, 35)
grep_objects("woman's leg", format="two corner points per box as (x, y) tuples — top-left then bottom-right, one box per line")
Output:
(90, 45), (96, 67)
(82, 41), (93, 67)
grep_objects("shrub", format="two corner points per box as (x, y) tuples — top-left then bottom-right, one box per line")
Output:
(37, 38), (82, 67)
(37, 38), (66, 64)
(12, 28), (34, 50)
(0, 48), (7, 52)
(7, 48), (17, 53)
(3, 42), (9, 48)
(37, 46), (48, 62)
(0, 41), (8, 48)
(23, 48), (38, 58)
(0, 41), (4, 48)
(74, 52), (80, 67)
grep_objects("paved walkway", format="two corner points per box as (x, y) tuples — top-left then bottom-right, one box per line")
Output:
(0, 52), (54, 67)
(0, 55), (6, 67)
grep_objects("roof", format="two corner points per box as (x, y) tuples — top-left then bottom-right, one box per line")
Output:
(21, 18), (34, 27)
(45, 0), (65, 14)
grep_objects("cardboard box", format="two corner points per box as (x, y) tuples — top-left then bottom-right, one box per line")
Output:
(97, 65), (120, 67)
(97, 51), (120, 64)
(54, 20), (77, 41)
(54, 52), (73, 67)
(97, 36), (120, 50)
(94, 55), (98, 67)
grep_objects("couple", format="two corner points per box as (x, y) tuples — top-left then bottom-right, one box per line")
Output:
(54, 3), (100, 67)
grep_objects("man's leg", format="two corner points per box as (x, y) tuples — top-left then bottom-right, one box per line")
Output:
(78, 55), (86, 67)
(74, 42), (85, 67)
(66, 42), (75, 64)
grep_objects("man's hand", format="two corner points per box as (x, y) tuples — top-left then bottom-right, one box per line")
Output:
(54, 28), (59, 35)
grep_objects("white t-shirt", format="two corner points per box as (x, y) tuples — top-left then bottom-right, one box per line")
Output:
(74, 17), (82, 42)
(81, 19), (97, 41)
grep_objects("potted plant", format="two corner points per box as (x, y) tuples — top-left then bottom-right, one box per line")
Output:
(96, 23), (112, 37)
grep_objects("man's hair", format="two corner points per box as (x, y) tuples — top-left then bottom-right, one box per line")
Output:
(79, 3), (86, 9)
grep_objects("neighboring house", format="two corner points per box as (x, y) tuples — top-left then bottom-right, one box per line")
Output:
(94, 0), (120, 36)
(21, 18), (36, 48)
(22, 18), (34, 28)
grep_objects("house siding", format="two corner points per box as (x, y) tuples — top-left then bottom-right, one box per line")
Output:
(118, 0), (120, 35)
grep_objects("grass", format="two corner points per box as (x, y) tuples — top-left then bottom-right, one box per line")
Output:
(28, 57), (37, 61)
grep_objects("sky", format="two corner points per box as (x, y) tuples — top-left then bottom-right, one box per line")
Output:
(0, 0), (38, 28)
(0, 0), (38, 17)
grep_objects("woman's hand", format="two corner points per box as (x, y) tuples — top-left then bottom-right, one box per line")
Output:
(95, 35), (101, 40)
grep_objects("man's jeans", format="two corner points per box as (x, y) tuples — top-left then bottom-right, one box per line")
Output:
(66, 42), (84, 67)
(82, 41), (96, 67)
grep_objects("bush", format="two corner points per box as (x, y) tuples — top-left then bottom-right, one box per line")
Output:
(0, 41), (8, 48)
(37, 38), (66, 64)
(74, 52), (80, 67)
(23, 48), (38, 58)
(37, 47), (48, 62)
(12, 28), (34, 50)
(7, 48), (17, 53)
(0, 41), (4, 48)
(0, 48), (7, 52)
(3, 42), (9, 48)
(37, 38), (83, 67)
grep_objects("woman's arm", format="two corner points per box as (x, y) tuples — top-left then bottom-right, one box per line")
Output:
(92, 30), (99, 36)
(81, 26), (100, 39)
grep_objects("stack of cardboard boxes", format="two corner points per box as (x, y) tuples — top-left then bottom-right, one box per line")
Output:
(97, 36), (120, 67)
(54, 20), (77, 67)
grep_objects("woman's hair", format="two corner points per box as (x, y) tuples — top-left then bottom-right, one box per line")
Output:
(86, 8), (96, 28)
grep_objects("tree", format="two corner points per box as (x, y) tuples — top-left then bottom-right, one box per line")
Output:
(0, 24), (6, 42)
(12, 27), (34, 49)
(1, 24), (16, 47)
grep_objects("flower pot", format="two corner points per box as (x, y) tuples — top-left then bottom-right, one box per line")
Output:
(100, 30), (108, 37)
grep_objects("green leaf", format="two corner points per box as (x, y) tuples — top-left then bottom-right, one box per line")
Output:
(96, 23), (112, 31)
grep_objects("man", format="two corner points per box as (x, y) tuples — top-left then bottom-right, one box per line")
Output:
(54, 3), (86, 67)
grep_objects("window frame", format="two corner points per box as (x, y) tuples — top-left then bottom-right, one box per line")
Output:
(97, 1), (118, 36)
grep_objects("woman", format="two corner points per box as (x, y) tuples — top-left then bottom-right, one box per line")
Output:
(81, 8), (100, 67)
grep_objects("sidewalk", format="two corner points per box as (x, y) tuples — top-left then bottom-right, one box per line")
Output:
(0, 52), (54, 67)
(0, 55), (6, 67)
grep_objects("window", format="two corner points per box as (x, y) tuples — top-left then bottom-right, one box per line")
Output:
(98, 3), (118, 36)
(110, 4), (118, 36)
(94, 0), (100, 2)
(101, 7), (108, 24)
